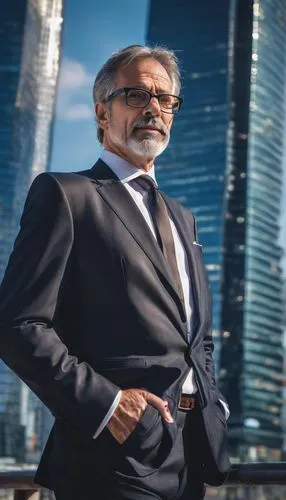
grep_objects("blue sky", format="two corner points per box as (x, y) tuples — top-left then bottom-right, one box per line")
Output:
(50, 0), (149, 173)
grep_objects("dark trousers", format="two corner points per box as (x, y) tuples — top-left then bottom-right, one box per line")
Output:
(53, 405), (206, 500)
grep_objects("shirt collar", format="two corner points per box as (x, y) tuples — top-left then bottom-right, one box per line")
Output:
(100, 149), (157, 185)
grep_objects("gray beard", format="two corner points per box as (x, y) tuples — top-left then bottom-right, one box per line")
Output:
(127, 135), (169, 158)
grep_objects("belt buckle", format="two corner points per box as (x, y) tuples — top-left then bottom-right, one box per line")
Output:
(178, 394), (196, 411)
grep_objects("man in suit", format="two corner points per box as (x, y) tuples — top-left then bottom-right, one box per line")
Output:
(0, 45), (230, 499)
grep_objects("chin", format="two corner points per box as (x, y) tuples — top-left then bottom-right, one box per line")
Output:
(128, 138), (169, 158)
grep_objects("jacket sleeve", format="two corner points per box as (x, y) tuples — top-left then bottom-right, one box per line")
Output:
(193, 212), (228, 406)
(203, 288), (228, 405)
(0, 173), (120, 437)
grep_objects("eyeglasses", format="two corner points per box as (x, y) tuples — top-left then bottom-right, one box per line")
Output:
(105, 87), (183, 114)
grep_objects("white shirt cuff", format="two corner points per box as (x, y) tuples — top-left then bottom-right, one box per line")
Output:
(93, 390), (122, 439)
(219, 399), (230, 420)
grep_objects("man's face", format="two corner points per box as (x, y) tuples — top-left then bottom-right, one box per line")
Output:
(96, 58), (175, 167)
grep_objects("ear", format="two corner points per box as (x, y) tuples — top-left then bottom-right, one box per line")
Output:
(95, 102), (110, 130)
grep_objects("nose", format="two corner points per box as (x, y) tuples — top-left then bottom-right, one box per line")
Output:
(143, 96), (161, 117)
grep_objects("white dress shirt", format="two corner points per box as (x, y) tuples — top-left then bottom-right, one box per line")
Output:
(93, 150), (228, 438)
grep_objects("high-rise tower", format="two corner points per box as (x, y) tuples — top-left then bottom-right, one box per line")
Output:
(0, 0), (63, 462)
(0, 0), (63, 280)
(147, 0), (286, 460)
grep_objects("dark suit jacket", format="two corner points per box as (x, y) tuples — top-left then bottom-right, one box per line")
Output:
(0, 160), (230, 489)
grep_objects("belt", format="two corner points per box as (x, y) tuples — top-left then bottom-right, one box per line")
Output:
(178, 393), (197, 411)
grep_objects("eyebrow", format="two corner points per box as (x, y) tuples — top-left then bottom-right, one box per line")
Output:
(127, 85), (174, 94)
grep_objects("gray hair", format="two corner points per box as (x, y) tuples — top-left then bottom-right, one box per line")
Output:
(93, 45), (181, 144)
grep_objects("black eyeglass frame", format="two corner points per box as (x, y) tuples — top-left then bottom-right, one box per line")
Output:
(105, 87), (183, 114)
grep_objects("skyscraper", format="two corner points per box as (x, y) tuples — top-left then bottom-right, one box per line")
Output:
(0, 0), (63, 280)
(0, 0), (63, 462)
(147, 0), (286, 461)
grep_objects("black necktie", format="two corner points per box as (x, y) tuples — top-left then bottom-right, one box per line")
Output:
(135, 175), (185, 310)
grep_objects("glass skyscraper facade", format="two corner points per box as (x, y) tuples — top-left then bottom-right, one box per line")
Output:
(220, 0), (286, 461)
(0, 0), (63, 463)
(147, 0), (286, 461)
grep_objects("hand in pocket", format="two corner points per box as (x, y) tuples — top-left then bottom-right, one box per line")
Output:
(107, 388), (174, 444)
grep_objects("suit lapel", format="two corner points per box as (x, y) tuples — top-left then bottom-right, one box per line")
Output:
(161, 193), (202, 334)
(88, 160), (187, 337)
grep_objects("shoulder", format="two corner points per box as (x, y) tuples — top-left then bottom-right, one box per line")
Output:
(33, 169), (93, 189)
(29, 170), (99, 225)
(22, 170), (91, 216)
(28, 169), (94, 204)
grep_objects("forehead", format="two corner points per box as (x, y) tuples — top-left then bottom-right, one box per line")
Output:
(115, 57), (173, 92)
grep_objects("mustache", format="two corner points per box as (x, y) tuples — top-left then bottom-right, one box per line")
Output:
(132, 117), (169, 136)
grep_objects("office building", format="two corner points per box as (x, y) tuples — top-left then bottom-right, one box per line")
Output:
(146, 0), (286, 460)
(0, 0), (63, 462)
